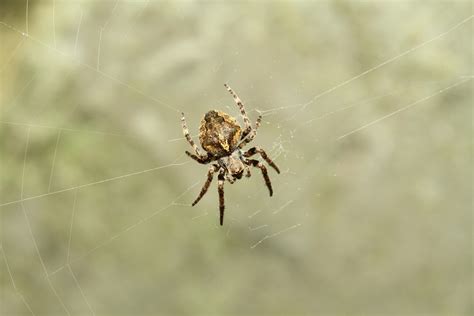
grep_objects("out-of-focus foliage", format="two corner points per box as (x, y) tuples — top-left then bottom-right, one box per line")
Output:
(1, 1), (472, 315)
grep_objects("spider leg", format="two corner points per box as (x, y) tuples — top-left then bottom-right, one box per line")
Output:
(247, 159), (274, 196)
(217, 169), (226, 225)
(192, 165), (219, 206)
(225, 172), (236, 184)
(245, 166), (251, 178)
(181, 112), (208, 160)
(185, 151), (213, 164)
(254, 113), (262, 130)
(224, 84), (251, 136)
(243, 146), (280, 174)
(238, 114), (262, 149)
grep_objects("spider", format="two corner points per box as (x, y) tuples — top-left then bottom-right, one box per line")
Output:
(181, 84), (280, 225)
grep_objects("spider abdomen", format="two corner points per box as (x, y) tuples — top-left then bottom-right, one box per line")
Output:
(199, 110), (242, 157)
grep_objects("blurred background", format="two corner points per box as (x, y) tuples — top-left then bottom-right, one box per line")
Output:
(0, 1), (472, 315)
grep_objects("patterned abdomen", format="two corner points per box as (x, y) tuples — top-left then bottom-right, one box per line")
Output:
(199, 110), (242, 157)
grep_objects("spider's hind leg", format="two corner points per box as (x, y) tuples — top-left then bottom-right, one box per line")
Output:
(247, 159), (274, 196)
(244, 146), (280, 173)
(217, 169), (226, 225)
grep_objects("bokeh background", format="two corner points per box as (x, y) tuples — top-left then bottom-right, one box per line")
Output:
(1, 1), (472, 315)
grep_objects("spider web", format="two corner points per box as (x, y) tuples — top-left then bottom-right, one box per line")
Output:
(1, 1), (472, 315)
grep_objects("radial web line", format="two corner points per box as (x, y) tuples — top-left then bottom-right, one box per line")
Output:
(272, 199), (294, 214)
(0, 21), (179, 112)
(20, 128), (31, 198)
(47, 130), (62, 192)
(25, 0), (29, 34)
(21, 203), (71, 315)
(0, 37), (25, 74)
(102, 0), (119, 29)
(66, 189), (78, 263)
(47, 181), (199, 278)
(19, 129), (71, 315)
(96, 0), (118, 70)
(261, 14), (473, 115)
(1, 245), (36, 315)
(250, 223), (302, 249)
(299, 76), (466, 128)
(66, 190), (95, 314)
(52, 0), (56, 48)
(248, 209), (261, 219)
(0, 120), (138, 138)
(0, 159), (188, 208)
(74, 8), (83, 57)
(337, 77), (471, 140)
(121, 0), (151, 41)
(302, 91), (397, 126)
(67, 265), (96, 316)
(191, 211), (208, 220)
(4, 73), (37, 113)
(97, 27), (104, 70)
(249, 224), (268, 231)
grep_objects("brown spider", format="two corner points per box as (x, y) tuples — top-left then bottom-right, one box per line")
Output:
(181, 84), (280, 225)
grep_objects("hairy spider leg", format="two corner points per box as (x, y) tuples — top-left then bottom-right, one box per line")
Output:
(244, 146), (280, 174)
(185, 151), (213, 164)
(181, 112), (210, 162)
(245, 165), (251, 178)
(225, 172), (236, 183)
(247, 159), (274, 196)
(238, 114), (262, 149)
(192, 164), (219, 206)
(224, 84), (252, 138)
(217, 169), (226, 225)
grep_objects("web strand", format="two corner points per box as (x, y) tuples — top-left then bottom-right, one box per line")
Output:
(47, 180), (199, 278)
(0, 158), (188, 208)
(0, 37), (25, 74)
(21, 203), (71, 315)
(66, 189), (78, 264)
(74, 9), (84, 57)
(67, 265), (96, 316)
(337, 77), (471, 140)
(0, 120), (139, 138)
(52, 0), (56, 48)
(25, 0), (29, 35)
(0, 21), (180, 113)
(47, 131), (62, 192)
(250, 223), (302, 249)
(260, 14), (473, 116)
(4, 73), (37, 114)
(1, 245), (36, 315)
(19, 129), (71, 315)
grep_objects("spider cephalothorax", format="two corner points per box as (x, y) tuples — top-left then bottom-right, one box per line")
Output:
(181, 84), (280, 225)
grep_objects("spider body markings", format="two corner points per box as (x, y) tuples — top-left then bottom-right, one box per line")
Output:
(181, 84), (280, 225)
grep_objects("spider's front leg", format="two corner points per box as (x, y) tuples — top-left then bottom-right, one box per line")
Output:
(185, 151), (212, 164)
(238, 114), (262, 149)
(224, 84), (252, 136)
(181, 112), (210, 163)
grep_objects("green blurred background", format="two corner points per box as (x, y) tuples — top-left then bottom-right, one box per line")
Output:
(1, 1), (472, 315)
